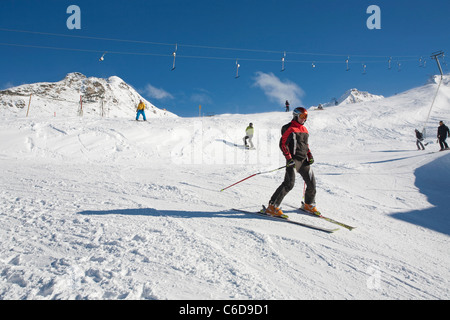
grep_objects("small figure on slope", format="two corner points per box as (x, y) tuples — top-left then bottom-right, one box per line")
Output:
(415, 129), (425, 150)
(243, 123), (254, 149)
(265, 107), (317, 217)
(437, 121), (450, 151)
(136, 99), (147, 121)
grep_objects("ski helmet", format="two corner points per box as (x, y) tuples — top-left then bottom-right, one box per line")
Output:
(293, 107), (308, 122)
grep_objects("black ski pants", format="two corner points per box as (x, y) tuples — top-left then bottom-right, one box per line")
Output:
(438, 137), (448, 150)
(416, 139), (425, 150)
(270, 158), (316, 207)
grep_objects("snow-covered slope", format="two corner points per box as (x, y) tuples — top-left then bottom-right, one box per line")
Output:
(0, 72), (177, 118)
(0, 75), (449, 300)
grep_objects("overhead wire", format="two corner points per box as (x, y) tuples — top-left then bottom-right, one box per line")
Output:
(0, 28), (175, 47)
(0, 42), (172, 58)
(0, 27), (424, 61)
(0, 41), (421, 66)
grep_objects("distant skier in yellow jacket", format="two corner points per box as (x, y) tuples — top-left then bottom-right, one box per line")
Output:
(136, 100), (147, 121)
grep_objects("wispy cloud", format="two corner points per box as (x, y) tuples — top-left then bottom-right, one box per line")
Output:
(142, 83), (174, 100)
(1, 82), (15, 90)
(190, 88), (213, 105)
(253, 72), (304, 107)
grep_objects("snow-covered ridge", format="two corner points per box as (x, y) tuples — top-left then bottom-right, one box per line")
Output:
(336, 88), (384, 105)
(316, 88), (384, 109)
(0, 72), (177, 118)
(427, 74), (450, 86)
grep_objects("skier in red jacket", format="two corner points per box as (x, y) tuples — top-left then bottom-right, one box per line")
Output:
(265, 107), (317, 217)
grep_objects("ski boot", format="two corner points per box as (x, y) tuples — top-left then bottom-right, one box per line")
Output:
(301, 202), (320, 216)
(264, 204), (285, 217)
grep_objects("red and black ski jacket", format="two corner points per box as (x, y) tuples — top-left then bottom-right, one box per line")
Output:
(279, 120), (311, 161)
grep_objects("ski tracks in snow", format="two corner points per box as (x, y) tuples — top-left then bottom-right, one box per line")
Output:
(1, 107), (449, 299)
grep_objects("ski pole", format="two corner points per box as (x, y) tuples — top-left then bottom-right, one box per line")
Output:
(302, 182), (306, 201)
(220, 165), (287, 192)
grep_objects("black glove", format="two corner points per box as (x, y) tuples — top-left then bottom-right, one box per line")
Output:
(287, 159), (295, 167)
(307, 152), (314, 165)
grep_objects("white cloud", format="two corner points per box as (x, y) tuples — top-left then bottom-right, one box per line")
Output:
(253, 72), (304, 107)
(1, 82), (15, 90)
(143, 83), (174, 100)
(190, 88), (213, 105)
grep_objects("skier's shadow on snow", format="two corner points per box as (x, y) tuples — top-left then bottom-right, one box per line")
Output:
(79, 208), (254, 220)
(391, 154), (450, 236)
(363, 152), (432, 164)
(216, 139), (246, 149)
(374, 150), (416, 153)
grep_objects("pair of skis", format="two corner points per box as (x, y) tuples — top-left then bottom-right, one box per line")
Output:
(232, 205), (355, 233)
(232, 207), (338, 233)
(288, 203), (355, 231)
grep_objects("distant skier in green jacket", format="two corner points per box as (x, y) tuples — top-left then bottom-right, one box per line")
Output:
(243, 123), (254, 149)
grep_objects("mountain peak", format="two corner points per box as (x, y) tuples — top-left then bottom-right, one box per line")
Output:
(338, 88), (384, 105)
(64, 72), (87, 80)
(316, 88), (384, 109)
(0, 73), (177, 118)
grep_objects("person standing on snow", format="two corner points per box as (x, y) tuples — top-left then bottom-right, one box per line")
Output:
(136, 99), (147, 121)
(243, 123), (254, 149)
(415, 129), (425, 150)
(265, 107), (317, 217)
(437, 121), (450, 151)
(285, 100), (290, 112)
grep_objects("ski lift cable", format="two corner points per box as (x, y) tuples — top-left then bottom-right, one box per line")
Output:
(0, 27), (424, 60)
(0, 41), (422, 66)
(0, 27), (176, 47)
(0, 42), (173, 57)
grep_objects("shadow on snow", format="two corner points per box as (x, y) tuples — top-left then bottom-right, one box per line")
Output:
(391, 153), (450, 236)
(79, 207), (258, 221)
(216, 139), (246, 149)
(363, 151), (435, 164)
(78, 154), (450, 235)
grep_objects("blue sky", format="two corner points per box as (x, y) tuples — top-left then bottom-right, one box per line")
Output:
(0, 0), (449, 117)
